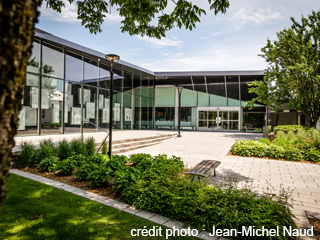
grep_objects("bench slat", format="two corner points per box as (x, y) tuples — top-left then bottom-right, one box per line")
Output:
(185, 160), (221, 179)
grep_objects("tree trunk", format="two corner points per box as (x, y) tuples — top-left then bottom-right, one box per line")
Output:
(0, 0), (40, 210)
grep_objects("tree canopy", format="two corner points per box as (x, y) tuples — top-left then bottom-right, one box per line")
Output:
(247, 10), (320, 127)
(45, 0), (230, 38)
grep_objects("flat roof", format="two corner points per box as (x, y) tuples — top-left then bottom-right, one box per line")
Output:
(34, 29), (265, 79)
(154, 70), (265, 78)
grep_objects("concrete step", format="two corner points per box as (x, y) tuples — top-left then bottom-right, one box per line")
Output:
(112, 136), (171, 149)
(112, 142), (161, 154)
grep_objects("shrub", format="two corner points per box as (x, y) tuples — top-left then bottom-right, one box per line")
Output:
(307, 128), (320, 141)
(284, 147), (303, 161)
(305, 148), (320, 162)
(112, 167), (142, 193)
(101, 140), (108, 155)
(36, 139), (55, 164)
(276, 131), (287, 141)
(231, 140), (268, 157)
(75, 162), (100, 181)
(274, 125), (308, 134)
(88, 154), (109, 165)
(258, 138), (271, 145)
(130, 153), (153, 166)
(18, 142), (36, 167)
(287, 130), (297, 141)
(70, 138), (86, 155)
(273, 137), (288, 148)
(37, 156), (60, 172)
(267, 145), (285, 159)
(57, 139), (72, 160)
(85, 137), (96, 156)
(111, 155), (129, 165)
(55, 158), (77, 175)
(69, 154), (87, 166)
(120, 177), (296, 237)
(296, 128), (307, 141)
(87, 165), (113, 188)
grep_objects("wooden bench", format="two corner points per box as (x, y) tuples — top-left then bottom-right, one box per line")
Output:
(185, 160), (221, 181)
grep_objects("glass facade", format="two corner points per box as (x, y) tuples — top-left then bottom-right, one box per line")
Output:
(18, 32), (265, 135)
(18, 39), (154, 136)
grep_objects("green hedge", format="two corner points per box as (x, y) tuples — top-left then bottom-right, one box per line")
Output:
(273, 125), (309, 134)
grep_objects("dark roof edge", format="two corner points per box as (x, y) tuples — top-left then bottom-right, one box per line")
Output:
(154, 70), (266, 77)
(34, 28), (155, 76)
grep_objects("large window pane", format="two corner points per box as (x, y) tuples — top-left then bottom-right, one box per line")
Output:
(66, 51), (83, 82)
(17, 74), (40, 136)
(41, 77), (64, 135)
(155, 107), (174, 129)
(64, 82), (82, 134)
(42, 42), (64, 79)
(84, 58), (99, 86)
(27, 40), (41, 74)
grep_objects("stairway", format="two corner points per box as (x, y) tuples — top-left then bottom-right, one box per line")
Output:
(98, 133), (176, 154)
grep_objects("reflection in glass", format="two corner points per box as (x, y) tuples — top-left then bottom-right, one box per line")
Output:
(41, 77), (64, 135)
(64, 82), (82, 134)
(229, 111), (239, 120)
(17, 74), (40, 136)
(199, 121), (208, 128)
(27, 40), (41, 74)
(84, 58), (99, 86)
(42, 42), (64, 79)
(208, 111), (217, 120)
(199, 111), (207, 120)
(66, 51), (83, 82)
(222, 121), (228, 130)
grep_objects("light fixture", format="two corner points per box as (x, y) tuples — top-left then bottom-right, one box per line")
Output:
(105, 53), (120, 159)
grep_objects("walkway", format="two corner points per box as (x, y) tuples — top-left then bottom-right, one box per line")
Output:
(125, 131), (320, 236)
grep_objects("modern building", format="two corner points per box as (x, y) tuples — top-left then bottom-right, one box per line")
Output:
(17, 28), (267, 137)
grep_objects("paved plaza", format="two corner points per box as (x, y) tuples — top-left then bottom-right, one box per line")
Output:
(124, 131), (320, 231)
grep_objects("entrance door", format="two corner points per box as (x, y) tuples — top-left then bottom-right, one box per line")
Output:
(198, 108), (240, 131)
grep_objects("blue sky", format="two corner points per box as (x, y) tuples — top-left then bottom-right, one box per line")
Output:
(36, 0), (319, 71)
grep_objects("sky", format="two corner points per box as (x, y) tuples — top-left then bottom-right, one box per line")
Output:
(36, 0), (320, 72)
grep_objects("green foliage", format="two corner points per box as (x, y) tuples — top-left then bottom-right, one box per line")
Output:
(70, 138), (86, 155)
(44, 0), (230, 37)
(87, 165), (112, 188)
(18, 142), (36, 167)
(307, 128), (320, 141)
(287, 130), (297, 141)
(101, 141), (108, 155)
(57, 139), (72, 160)
(231, 140), (268, 157)
(68, 154), (88, 166)
(274, 125), (308, 134)
(75, 162), (100, 181)
(276, 131), (287, 140)
(273, 137), (288, 148)
(121, 177), (295, 237)
(37, 156), (60, 172)
(248, 10), (320, 127)
(111, 155), (129, 165)
(36, 139), (55, 165)
(85, 137), (96, 156)
(305, 148), (320, 162)
(55, 158), (77, 175)
(284, 147), (303, 161)
(258, 138), (271, 145)
(267, 145), (285, 159)
(88, 154), (109, 165)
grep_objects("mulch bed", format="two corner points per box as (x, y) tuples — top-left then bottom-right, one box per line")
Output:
(309, 218), (320, 240)
(20, 167), (120, 201)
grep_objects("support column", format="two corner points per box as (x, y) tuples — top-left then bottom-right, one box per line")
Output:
(174, 87), (179, 130)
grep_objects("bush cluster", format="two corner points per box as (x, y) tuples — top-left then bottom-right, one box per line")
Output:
(232, 125), (320, 162)
(18, 140), (297, 238)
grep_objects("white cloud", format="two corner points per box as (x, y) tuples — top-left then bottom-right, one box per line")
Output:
(40, 0), (79, 22)
(137, 36), (182, 48)
(228, 8), (282, 29)
(39, 0), (123, 23)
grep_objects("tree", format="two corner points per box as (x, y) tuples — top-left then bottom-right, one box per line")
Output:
(0, 0), (230, 209)
(247, 10), (320, 128)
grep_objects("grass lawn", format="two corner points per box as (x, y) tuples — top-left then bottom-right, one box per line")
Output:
(0, 174), (196, 240)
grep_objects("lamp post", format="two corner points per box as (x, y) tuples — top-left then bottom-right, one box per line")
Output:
(105, 54), (120, 159)
(177, 86), (183, 137)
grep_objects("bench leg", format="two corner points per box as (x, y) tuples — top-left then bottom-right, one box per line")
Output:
(214, 170), (216, 177)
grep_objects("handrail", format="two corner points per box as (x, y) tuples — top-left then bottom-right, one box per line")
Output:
(83, 121), (109, 154)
